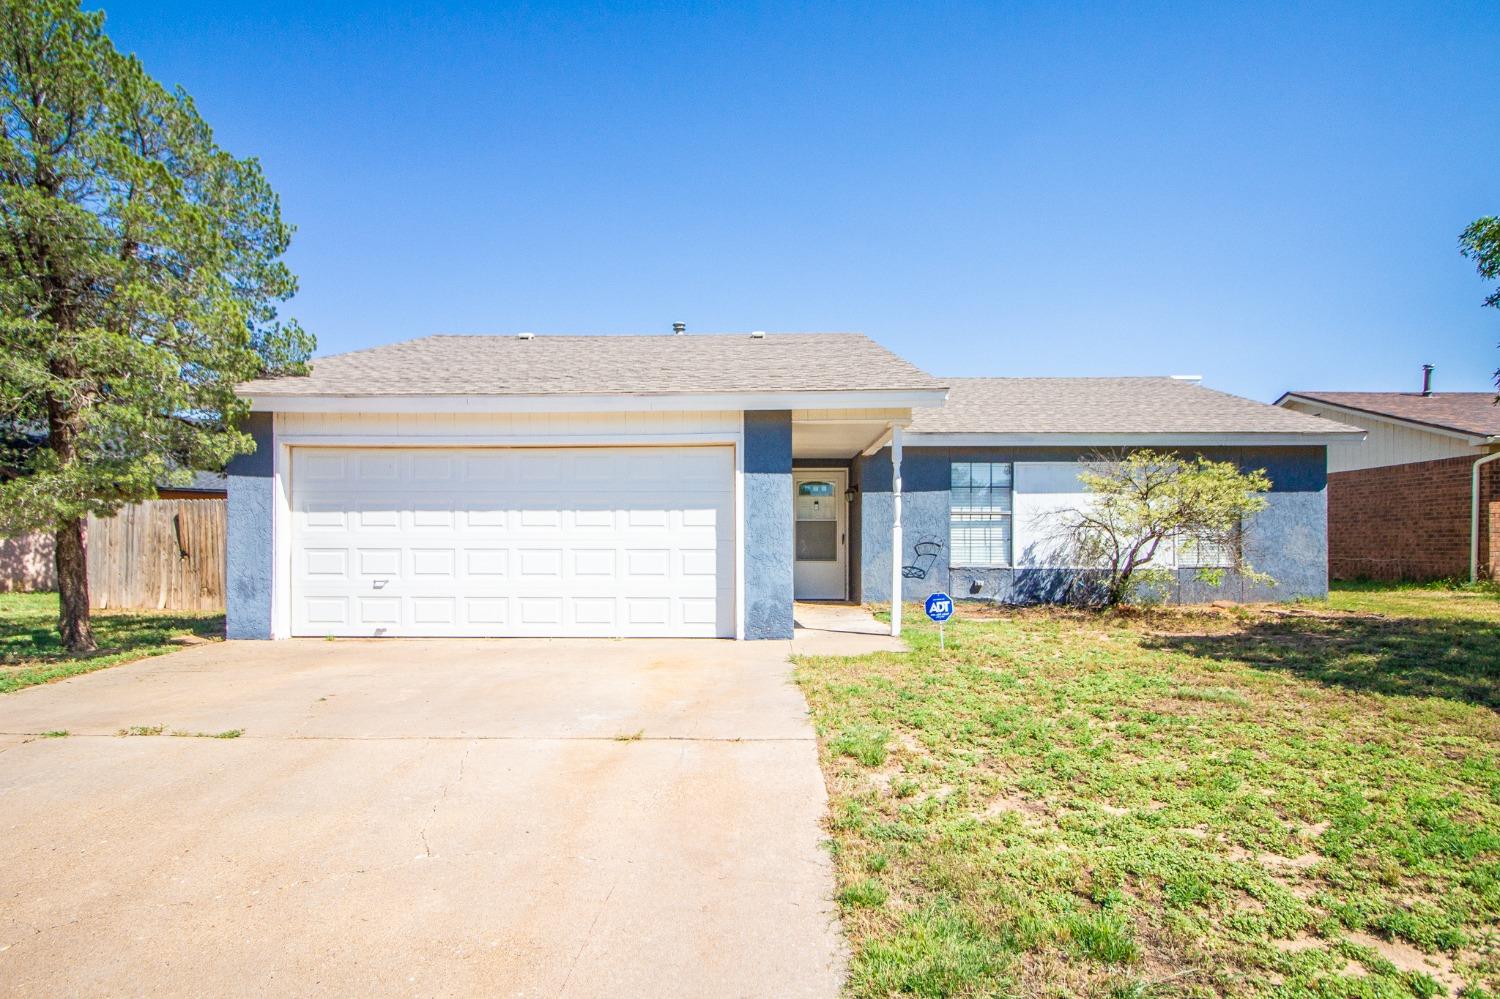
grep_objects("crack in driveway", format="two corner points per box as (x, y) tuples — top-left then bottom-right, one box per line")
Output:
(418, 740), (473, 859)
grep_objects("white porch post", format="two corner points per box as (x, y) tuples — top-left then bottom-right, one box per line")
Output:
(890, 424), (903, 637)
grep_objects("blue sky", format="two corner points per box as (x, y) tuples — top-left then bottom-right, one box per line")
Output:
(95, 1), (1499, 401)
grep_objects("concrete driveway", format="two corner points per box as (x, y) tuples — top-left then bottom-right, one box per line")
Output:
(0, 637), (849, 997)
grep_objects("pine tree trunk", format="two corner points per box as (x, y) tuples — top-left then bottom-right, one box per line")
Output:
(55, 516), (95, 653)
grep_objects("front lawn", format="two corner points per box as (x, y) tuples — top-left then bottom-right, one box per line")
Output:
(797, 584), (1500, 997)
(0, 592), (223, 694)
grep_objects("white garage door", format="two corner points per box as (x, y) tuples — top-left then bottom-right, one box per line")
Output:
(290, 446), (735, 638)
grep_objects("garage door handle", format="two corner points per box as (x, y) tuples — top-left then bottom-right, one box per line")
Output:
(372, 579), (388, 589)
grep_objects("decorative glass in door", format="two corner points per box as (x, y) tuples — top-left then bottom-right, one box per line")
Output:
(796, 481), (837, 561)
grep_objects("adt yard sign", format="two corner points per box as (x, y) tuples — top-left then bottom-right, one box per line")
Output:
(925, 592), (954, 649)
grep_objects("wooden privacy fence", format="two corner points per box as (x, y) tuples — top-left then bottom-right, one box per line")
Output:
(86, 499), (226, 612)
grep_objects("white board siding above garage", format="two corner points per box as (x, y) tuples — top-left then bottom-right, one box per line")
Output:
(289, 446), (734, 638)
(276, 409), (743, 441)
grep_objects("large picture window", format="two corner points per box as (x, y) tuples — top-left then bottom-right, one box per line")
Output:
(950, 462), (1013, 567)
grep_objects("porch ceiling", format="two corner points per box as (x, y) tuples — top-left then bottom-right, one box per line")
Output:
(791, 408), (907, 458)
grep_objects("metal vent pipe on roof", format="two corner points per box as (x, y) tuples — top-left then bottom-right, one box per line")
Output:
(672, 322), (686, 335)
(1422, 364), (1434, 396)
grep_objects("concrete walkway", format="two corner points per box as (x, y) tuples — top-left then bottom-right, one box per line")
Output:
(0, 638), (851, 997)
(792, 602), (907, 656)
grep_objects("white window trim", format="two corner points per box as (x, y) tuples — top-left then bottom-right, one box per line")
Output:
(948, 461), (1014, 569)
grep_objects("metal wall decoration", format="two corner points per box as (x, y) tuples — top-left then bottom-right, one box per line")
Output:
(902, 534), (944, 579)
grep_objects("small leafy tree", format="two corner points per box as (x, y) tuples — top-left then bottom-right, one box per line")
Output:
(0, 0), (312, 651)
(1459, 215), (1500, 396)
(1048, 450), (1272, 607)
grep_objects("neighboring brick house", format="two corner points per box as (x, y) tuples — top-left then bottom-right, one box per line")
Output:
(1276, 386), (1500, 581)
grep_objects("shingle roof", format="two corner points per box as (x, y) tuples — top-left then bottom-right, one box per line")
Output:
(170, 470), (228, 493)
(239, 333), (945, 397)
(909, 377), (1359, 436)
(1277, 391), (1500, 439)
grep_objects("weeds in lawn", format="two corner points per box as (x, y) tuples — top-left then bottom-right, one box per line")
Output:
(798, 585), (1500, 997)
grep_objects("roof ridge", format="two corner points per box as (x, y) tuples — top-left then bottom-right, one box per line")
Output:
(311, 334), (446, 363)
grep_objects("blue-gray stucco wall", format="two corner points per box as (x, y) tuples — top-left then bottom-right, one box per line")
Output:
(857, 445), (1328, 606)
(744, 411), (794, 638)
(226, 413), (274, 639)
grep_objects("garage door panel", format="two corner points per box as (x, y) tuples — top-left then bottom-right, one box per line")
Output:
(356, 454), (400, 481)
(571, 598), (616, 626)
(304, 596), (348, 626)
(411, 507), (455, 529)
(572, 508), (615, 529)
(291, 446), (734, 637)
(411, 454), (455, 482)
(357, 596), (401, 626)
(410, 548), (455, 577)
(355, 507), (401, 530)
(303, 549), (348, 578)
(301, 453), (348, 480)
(464, 549), (508, 577)
(465, 507), (508, 528)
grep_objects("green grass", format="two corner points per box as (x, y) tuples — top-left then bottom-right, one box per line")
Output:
(1, 592), (223, 694)
(797, 584), (1500, 997)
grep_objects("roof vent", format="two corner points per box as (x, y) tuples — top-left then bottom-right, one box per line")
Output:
(517, 331), (535, 340)
(1170, 374), (1202, 383)
(1421, 363), (1434, 396)
(672, 322), (686, 335)
(750, 330), (766, 339)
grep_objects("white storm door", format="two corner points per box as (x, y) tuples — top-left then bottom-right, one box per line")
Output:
(792, 470), (847, 600)
(289, 446), (734, 638)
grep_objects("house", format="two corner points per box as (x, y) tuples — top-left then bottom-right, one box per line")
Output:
(156, 470), (228, 501)
(1277, 380), (1500, 581)
(228, 333), (1360, 641)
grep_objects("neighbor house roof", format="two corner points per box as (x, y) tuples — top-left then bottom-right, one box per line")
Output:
(1275, 391), (1500, 440)
(909, 377), (1361, 441)
(163, 470), (228, 494)
(239, 333), (945, 399)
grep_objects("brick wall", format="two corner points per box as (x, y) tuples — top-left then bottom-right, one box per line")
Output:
(1328, 453), (1500, 581)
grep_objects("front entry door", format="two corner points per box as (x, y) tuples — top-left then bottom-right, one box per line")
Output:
(793, 470), (848, 600)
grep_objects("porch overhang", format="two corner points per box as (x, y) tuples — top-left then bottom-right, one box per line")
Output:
(792, 408), (911, 459)
(791, 409), (912, 638)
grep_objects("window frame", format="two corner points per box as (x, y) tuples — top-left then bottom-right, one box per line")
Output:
(948, 461), (1014, 568)
(1172, 526), (1240, 569)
